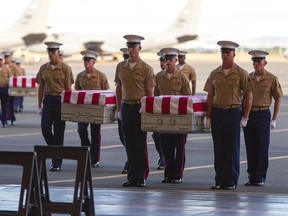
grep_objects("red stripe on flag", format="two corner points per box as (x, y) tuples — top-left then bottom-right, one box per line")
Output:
(31, 78), (36, 87)
(13, 77), (17, 87)
(193, 102), (207, 112)
(22, 77), (26, 87)
(105, 96), (116, 105)
(91, 93), (100, 104)
(162, 97), (171, 114)
(145, 96), (154, 113)
(77, 92), (86, 104)
(178, 97), (188, 114)
(63, 90), (72, 103)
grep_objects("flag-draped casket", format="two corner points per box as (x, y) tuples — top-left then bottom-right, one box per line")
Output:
(8, 76), (38, 96)
(61, 90), (116, 124)
(140, 95), (207, 133)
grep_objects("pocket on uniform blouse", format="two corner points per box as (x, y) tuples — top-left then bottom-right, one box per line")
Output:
(54, 71), (65, 80)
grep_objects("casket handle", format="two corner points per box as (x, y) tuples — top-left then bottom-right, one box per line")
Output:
(73, 110), (80, 117)
(157, 119), (163, 125)
(169, 118), (176, 126)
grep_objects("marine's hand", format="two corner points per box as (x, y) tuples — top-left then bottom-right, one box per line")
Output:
(38, 108), (42, 115)
(240, 117), (249, 128)
(270, 120), (276, 129)
(204, 118), (211, 129)
(117, 111), (122, 121)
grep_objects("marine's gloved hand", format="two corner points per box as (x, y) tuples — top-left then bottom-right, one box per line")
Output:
(270, 120), (276, 129)
(240, 117), (249, 128)
(204, 118), (211, 129)
(117, 111), (122, 121)
(38, 108), (42, 115)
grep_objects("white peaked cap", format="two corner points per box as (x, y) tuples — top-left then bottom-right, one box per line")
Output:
(161, 47), (180, 56)
(2, 51), (12, 56)
(44, 41), (63, 49)
(248, 50), (269, 58)
(217, 40), (239, 49)
(123, 34), (145, 43)
(120, 48), (129, 54)
(178, 51), (188, 56)
(80, 50), (98, 59)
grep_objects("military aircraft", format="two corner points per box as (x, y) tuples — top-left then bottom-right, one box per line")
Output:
(0, 0), (209, 60)
(0, 0), (50, 51)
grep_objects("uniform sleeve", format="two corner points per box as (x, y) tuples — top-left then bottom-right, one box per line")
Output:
(271, 77), (283, 99)
(145, 65), (155, 88)
(102, 74), (110, 90)
(189, 66), (197, 81)
(240, 70), (252, 95)
(35, 66), (43, 85)
(181, 74), (192, 95)
(154, 74), (160, 96)
(203, 73), (213, 94)
(114, 63), (121, 84)
(65, 65), (74, 90)
(74, 73), (81, 90)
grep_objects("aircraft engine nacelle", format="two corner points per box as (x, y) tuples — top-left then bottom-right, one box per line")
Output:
(177, 35), (198, 43)
(22, 33), (47, 46)
(84, 41), (104, 54)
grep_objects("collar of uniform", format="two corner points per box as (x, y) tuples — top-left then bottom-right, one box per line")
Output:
(161, 68), (182, 78)
(45, 61), (62, 70)
(121, 58), (142, 69)
(251, 69), (268, 80)
(81, 68), (99, 77)
(216, 63), (237, 74)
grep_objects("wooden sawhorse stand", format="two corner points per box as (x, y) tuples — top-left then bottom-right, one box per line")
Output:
(0, 151), (42, 216)
(34, 146), (95, 216)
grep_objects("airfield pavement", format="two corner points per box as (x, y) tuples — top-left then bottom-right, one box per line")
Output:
(0, 52), (288, 215)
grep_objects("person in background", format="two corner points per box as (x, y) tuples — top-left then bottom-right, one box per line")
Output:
(203, 40), (252, 190)
(75, 50), (110, 167)
(114, 34), (155, 187)
(0, 53), (11, 127)
(36, 41), (74, 171)
(154, 47), (191, 183)
(3, 51), (19, 125)
(243, 50), (283, 186)
(120, 48), (129, 60)
(59, 51), (64, 62)
(152, 51), (166, 170)
(118, 47), (129, 174)
(14, 58), (26, 112)
(176, 51), (197, 95)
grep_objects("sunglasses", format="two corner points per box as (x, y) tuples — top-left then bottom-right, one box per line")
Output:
(83, 57), (94, 61)
(220, 49), (234, 54)
(252, 59), (264, 63)
(164, 55), (176, 61)
(47, 48), (58, 53)
(127, 43), (139, 49)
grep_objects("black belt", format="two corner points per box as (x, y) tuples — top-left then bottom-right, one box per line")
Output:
(123, 100), (141, 105)
(251, 106), (269, 111)
(45, 93), (61, 96)
(213, 104), (240, 110)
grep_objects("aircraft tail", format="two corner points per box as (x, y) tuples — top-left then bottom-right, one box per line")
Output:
(8, 0), (50, 34)
(163, 0), (201, 43)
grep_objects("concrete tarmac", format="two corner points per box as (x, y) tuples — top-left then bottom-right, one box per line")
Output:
(0, 53), (288, 215)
